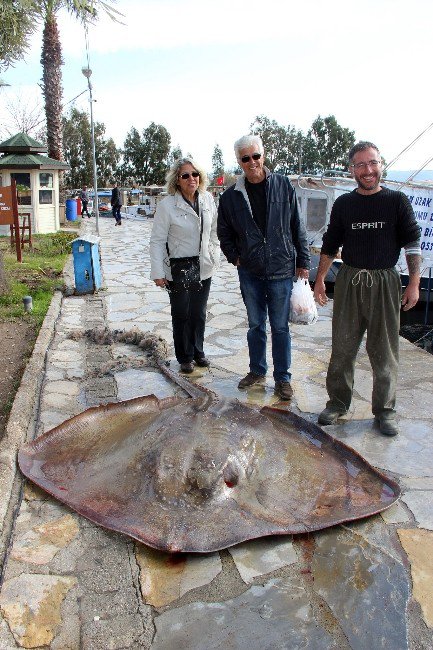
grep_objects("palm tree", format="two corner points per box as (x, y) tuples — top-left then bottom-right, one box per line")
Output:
(37, 1), (121, 161)
(40, 3), (64, 160)
(1, 3), (121, 161)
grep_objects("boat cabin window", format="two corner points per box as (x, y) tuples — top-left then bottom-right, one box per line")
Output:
(307, 198), (327, 231)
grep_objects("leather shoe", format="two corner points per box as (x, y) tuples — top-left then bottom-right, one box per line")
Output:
(194, 356), (210, 367)
(180, 362), (194, 374)
(274, 381), (293, 400)
(238, 372), (266, 389)
(375, 415), (399, 437)
(318, 407), (347, 425)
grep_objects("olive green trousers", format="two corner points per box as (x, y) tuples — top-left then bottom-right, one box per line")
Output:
(325, 264), (401, 417)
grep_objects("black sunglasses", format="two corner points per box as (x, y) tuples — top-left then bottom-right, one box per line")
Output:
(241, 153), (262, 163)
(179, 171), (200, 180)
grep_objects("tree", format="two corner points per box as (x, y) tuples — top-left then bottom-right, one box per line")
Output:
(250, 115), (303, 174)
(307, 115), (355, 171)
(122, 123), (171, 186)
(0, 0), (36, 71)
(167, 145), (183, 169)
(95, 130), (119, 185)
(299, 133), (322, 175)
(119, 127), (141, 185)
(6, 1), (121, 163)
(211, 144), (224, 181)
(62, 107), (120, 188)
(40, 3), (64, 161)
(0, 90), (46, 142)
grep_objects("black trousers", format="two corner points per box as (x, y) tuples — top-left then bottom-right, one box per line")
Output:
(168, 277), (211, 363)
(112, 205), (121, 222)
(82, 200), (91, 216)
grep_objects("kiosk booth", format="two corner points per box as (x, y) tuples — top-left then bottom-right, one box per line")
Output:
(0, 132), (69, 235)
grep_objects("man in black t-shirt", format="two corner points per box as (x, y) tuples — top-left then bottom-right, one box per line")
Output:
(314, 141), (421, 436)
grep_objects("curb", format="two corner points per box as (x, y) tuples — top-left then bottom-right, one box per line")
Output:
(0, 291), (63, 560)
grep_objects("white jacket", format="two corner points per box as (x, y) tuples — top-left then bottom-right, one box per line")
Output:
(150, 191), (220, 281)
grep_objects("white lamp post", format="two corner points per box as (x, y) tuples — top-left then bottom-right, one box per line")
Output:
(81, 66), (99, 235)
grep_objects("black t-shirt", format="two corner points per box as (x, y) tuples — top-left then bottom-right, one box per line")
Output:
(321, 187), (420, 269)
(245, 177), (267, 237)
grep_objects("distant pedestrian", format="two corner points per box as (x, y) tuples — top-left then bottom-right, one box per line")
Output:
(111, 182), (122, 226)
(150, 157), (220, 373)
(314, 141), (421, 436)
(80, 186), (91, 218)
(217, 134), (310, 400)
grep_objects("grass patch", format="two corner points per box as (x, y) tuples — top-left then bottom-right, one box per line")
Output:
(0, 231), (76, 327)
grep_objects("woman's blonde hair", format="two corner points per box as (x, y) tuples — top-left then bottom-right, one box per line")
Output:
(165, 157), (208, 195)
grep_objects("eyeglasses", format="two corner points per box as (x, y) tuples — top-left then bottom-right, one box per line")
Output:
(350, 160), (381, 170)
(179, 171), (200, 180)
(240, 153), (262, 163)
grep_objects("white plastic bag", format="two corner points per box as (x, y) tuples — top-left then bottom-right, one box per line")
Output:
(289, 279), (318, 324)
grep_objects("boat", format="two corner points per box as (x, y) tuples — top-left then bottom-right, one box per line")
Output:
(292, 172), (433, 302)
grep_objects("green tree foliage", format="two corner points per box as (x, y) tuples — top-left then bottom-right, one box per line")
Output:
(250, 115), (304, 174)
(308, 115), (355, 171)
(62, 107), (120, 188)
(96, 128), (119, 185)
(249, 114), (356, 175)
(211, 144), (224, 180)
(121, 123), (171, 185)
(119, 126), (141, 184)
(299, 133), (321, 174)
(167, 145), (183, 169)
(0, 0), (36, 71)
(3, 1), (121, 162)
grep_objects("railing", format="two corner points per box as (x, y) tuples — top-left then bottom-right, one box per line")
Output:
(423, 265), (433, 325)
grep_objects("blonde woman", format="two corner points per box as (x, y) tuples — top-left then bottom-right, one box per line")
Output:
(150, 157), (220, 373)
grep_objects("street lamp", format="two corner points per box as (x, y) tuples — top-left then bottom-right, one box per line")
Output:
(81, 66), (99, 235)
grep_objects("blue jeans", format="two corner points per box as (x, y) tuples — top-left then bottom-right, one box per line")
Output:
(238, 267), (293, 382)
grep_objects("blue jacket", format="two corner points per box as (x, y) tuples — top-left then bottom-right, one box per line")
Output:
(217, 170), (310, 279)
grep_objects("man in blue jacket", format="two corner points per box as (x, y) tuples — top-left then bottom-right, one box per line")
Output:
(217, 135), (310, 400)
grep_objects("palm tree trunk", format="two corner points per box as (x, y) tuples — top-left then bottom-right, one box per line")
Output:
(40, 13), (63, 161)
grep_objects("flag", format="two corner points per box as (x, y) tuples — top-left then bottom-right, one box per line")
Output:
(216, 175), (225, 186)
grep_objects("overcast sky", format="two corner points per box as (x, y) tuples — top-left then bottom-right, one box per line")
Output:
(1, 0), (432, 175)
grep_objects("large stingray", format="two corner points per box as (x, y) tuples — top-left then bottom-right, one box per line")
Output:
(18, 330), (400, 553)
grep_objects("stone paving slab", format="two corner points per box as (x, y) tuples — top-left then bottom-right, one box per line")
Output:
(152, 575), (338, 650)
(0, 216), (432, 649)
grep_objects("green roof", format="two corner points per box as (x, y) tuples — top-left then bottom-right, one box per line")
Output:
(0, 153), (69, 170)
(0, 132), (48, 154)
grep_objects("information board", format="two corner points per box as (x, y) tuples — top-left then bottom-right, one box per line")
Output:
(0, 186), (14, 225)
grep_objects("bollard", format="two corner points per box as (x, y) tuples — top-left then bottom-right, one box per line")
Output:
(23, 295), (33, 312)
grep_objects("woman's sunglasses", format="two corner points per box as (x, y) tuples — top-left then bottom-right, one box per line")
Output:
(240, 153), (262, 163)
(179, 172), (200, 180)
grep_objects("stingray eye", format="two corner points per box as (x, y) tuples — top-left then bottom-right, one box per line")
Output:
(223, 464), (239, 488)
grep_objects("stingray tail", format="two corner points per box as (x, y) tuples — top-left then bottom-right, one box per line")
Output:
(76, 327), (216, 403)
(155, 358), (215, 403)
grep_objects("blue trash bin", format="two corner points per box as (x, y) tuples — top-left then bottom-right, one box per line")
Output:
(66, 198), (77, 221)
(71, 236), (102, 294)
